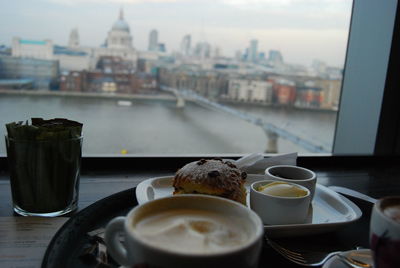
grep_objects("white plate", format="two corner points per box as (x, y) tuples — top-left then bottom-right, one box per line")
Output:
(136, 175), (362, 237)
(322, 249), (373, 268)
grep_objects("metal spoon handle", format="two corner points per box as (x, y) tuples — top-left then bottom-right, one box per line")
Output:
(337, 254), (373, 268)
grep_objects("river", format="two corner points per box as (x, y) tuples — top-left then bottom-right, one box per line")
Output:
(0, 93), (337, 156)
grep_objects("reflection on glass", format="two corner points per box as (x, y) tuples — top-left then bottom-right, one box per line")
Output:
(0, 0), (352, 155)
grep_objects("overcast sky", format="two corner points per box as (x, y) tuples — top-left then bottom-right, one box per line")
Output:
(0, 0), (352, 67)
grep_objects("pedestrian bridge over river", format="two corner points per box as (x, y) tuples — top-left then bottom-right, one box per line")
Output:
(161, 86), (330, 153)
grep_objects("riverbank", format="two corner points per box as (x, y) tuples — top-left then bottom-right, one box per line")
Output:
(219, 99), (338, 113)
(0, 89), (176, 102)
(0, 89), (338, 113)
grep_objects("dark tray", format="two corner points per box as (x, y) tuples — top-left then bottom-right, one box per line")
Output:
(42, 188), (138, 268)
(42, 187), (373, 268)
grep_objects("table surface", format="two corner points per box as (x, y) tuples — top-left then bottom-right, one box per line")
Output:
(1, 156), (400, 267)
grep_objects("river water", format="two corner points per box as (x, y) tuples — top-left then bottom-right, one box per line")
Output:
(0, 93), (337, 156)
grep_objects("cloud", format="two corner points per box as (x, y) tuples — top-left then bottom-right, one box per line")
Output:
(45, 0), (181, 5)
(46, 0), (349, 6)
(220, 0), (350, 11)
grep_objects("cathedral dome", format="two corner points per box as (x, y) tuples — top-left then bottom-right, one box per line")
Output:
(106, 8), (133, 49)
(111, 8), (130, 32)
(112, 19), (130, 32)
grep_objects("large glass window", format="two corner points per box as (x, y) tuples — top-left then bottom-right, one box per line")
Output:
(0, 0), (394, 156)
(334, 0), (397, 154)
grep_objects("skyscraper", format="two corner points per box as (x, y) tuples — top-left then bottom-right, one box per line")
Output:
(269, 50), (284, 65)
(157, 43), (166, 52)
(180, 34), (191, 56)
(249, 39), (258, 63)
(68, 28), (79, 48)
(194, 41), (210, 59)
(235, 50), (242, 61)
(148, 29), (158, 51)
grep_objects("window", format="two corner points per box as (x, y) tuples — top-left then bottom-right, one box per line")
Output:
(334, 0), (398, 154)
(0, 0), (397, 156)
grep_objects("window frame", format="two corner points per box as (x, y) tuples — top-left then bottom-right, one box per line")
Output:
(333, 0), (398, 155)
(374, 0), (400, 155)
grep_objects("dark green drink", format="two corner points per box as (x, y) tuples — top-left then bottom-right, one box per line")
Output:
(5, 118), (83, 217)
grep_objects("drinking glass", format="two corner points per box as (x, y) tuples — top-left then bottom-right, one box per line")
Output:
(5, 135), (83, 217)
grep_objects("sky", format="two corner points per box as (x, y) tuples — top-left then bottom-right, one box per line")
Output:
(0, 0), (352, 67)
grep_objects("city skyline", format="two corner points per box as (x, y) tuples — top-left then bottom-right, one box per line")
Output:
(0, 0), (352, 67)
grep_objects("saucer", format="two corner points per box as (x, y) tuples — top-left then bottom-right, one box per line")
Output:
(323, 249), (373, 268)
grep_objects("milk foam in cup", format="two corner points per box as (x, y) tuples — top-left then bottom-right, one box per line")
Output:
(133, 208), (251, 254)
(105, 194), (264, 268)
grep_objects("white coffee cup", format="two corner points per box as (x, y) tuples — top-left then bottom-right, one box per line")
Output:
(265, 165), (317, 199)
(370, 196), (400, 268)
(105, 194), (264, 268)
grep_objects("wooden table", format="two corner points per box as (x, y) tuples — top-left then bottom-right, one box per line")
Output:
(1, 156), (400, 267)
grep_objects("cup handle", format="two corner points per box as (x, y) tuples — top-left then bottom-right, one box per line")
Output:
(104, 216), (130, 266)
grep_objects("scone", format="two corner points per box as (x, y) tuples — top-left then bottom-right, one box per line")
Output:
(173, 158), (247, 205)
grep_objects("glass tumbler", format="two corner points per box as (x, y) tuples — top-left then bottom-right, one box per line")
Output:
(5, 136), (83, 217)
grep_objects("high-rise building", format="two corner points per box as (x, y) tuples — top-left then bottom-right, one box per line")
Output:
(148, 29), (158, 51)
(157, 43), (166, 52)
(269, 50), (283, 65)
(249, 39), (258, 63)
(235, 50), (242, 61)
(194, 42), (211, 59)
(213, 47), (222, 58)
(180, 34), (191, 56)
(243, 48), (249, 61)
(68, 28), (79, 48)
(258, 52), (266, 61)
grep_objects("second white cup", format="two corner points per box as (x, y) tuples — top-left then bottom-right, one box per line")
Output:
(265, 165), (317, 199)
